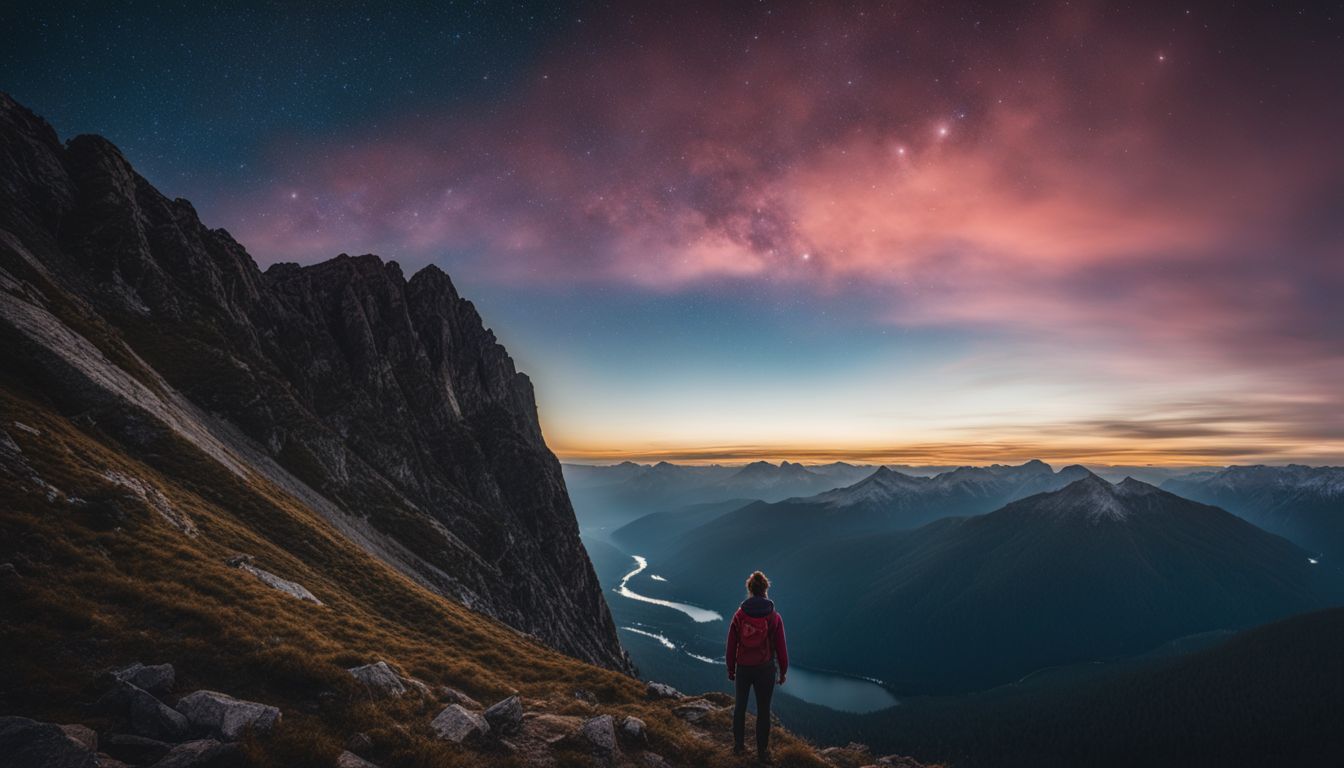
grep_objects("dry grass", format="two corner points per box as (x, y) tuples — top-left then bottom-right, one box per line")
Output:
(0, 381), (839, 767)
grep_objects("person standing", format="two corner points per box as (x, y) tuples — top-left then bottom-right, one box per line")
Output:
(726, 570), (789, 763)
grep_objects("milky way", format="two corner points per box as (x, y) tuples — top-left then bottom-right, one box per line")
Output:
(6, 1), (1343, 464)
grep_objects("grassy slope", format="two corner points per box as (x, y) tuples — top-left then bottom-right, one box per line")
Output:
(0, 379), (843, 768)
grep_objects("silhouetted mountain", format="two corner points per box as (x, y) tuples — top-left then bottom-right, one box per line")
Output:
(0, 93), (626, 670)
(1163, 464), (1344, 560)
(609, 498), (754, 554)
(653, 474), (1342, 693)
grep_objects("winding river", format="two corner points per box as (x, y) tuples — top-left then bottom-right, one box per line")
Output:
(614, 555), (723, 622)
(611, 553), (900, 713)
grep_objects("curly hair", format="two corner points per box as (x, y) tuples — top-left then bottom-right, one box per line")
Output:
(746, 570), (770, 597)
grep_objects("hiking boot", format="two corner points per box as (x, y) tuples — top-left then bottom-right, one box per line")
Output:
(758, 751), (773, 764)
(732, 743), (747, 756)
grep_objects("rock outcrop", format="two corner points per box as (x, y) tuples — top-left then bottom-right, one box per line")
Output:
(430, 704), (490, 744)
(226, 555), (323, 605)
(111, 662), (176, 695)
(581, 714), (618, 757)
(174, 690), (281, 740)
(95, 683), (190, 741)
(483, 695), (524, 733)
(0, 92), (627, 671)
(0, 716), (97, 768)
(645, 681), (684, 700)
(346, 661), (431, 699)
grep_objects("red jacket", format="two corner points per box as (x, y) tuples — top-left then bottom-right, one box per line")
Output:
(726, 596), (788, 676)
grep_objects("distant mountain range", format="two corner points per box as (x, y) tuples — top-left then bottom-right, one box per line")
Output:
(567, 458), (1246, 534)
(642, 473), (1343, 693)
(1162, 464), (1344, 560)
(563, 459), (880, 530)
(611, 460), (1091, 556)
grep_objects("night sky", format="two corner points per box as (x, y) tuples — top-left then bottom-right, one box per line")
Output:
(4, 1), (1343, 465)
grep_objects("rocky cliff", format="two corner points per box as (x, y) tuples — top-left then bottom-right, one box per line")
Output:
(0, 92), (628, 671)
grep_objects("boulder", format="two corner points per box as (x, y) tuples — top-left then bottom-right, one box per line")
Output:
(102, 683), (190, 741)
(672, 698), (719, 724)
(640, 754), (671, 768)
(520, 712), (583, 745)
(0, 716), (97, 768)
(346, 661), (433, 700)
(149, 739), (243, 768)
(580, 714), (617, 755)
(644, 681), (683, 700)
(438, 685), (482, 709)
(482, 695), (524, 733)
(336, 751), (380, 768)
(429, 704), (489, 744)
(175, 690), (281, 740)
(347, 662), (406, 698)
(227, 557), (322, 604)
(112, 662), (176, 695)
(103, 734), (173, 764)
(619, 716), (646, 744)
(59, 724), (98, 751)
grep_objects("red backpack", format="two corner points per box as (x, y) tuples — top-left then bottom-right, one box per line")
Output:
(736, 612), (773, 666)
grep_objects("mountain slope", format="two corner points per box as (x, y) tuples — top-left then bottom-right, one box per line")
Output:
(609, 498), (754, 554)
(0, 90), (927, 768)
(1162, 464), (1344, 560)
(636, 461), (1089, 561)
(654, 474), (1342, 693)
(0, 375), (867, 768)
(0, 91), (626, 669)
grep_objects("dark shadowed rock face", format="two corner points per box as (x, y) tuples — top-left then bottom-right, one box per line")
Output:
(0, 92), (628, 671)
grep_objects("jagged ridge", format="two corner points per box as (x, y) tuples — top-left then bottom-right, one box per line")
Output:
(0, 92), (627, 671)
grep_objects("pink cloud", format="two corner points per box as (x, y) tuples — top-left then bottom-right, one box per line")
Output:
(223, 2), (1344, 381)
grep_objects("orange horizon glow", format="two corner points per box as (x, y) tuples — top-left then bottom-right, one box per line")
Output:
(550, 440), (1344, 468)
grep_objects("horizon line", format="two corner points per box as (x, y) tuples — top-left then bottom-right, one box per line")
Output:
(552, 447), (1343, 469)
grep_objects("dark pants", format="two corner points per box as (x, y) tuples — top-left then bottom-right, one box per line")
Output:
(732, 661), (776, 754)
